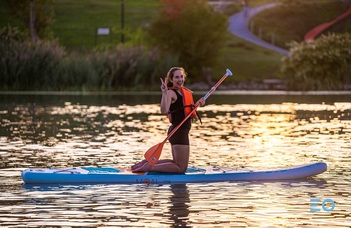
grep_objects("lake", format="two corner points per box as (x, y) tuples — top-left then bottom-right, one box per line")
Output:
(0, 92), (350, 227)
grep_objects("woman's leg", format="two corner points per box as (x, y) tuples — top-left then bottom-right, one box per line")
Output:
(131, 144), (189, 173)
(131, 160), (147, 170)
(171, 144), (190, 173)
(131, 159), (173, 170)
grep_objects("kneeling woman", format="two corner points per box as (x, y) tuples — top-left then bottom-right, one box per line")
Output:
(131, 67), (205, 173)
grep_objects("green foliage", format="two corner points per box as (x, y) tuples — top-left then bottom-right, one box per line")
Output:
(0, 25), (28, 42)
(111, 27), (150, 47)
(5, 0), (54, 40)
(281, 33), (351, 90)
(148, 0), (228, 82)
(220, 2), (242, 16)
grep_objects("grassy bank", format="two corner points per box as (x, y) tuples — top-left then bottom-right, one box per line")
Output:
(214, 34), (284, 83)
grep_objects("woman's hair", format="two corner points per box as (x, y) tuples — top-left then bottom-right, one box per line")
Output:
(166, 67), (187, 87)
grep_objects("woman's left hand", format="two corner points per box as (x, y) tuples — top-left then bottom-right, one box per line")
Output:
(196, 97), (205, 107)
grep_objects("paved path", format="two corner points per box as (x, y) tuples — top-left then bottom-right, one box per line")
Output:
(228, 3), (290, 55)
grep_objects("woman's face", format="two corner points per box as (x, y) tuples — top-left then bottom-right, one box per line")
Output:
(171, 69), (185, 87)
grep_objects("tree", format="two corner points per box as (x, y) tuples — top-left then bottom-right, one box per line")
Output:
(281, 33), (351, 90)
(148, 0), (228, 82)
(5, 0), (54, 43)
(29, 0), (39, 43)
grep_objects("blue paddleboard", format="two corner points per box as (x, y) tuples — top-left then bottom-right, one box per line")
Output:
(21, 162), (327, 185)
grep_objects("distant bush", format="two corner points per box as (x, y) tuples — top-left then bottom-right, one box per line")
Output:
(221, 2), (242, 16)
(0, 26), (64, 90)
(90, 46), (178, 91)
(281, 33), (351, 90)
(52, 54), (99, 91)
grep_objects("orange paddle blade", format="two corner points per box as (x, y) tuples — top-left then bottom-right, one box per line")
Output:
(144, 142), (164, 166)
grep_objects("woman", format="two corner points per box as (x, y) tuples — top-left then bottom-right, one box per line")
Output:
(131, 67), (205, 173)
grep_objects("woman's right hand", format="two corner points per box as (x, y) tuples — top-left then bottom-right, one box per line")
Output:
(160, 77), (174, 114)
(160, 78), (167, 92)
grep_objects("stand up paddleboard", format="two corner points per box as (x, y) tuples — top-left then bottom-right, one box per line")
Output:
(22, 162), (327, 185)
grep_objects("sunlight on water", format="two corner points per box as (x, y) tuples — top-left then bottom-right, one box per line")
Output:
(0, 95), (350, 227)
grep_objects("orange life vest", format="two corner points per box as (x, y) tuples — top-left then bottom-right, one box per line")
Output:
(167, 87), (197, 122)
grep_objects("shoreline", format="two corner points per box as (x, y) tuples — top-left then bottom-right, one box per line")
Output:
(1, 90), (351, 96)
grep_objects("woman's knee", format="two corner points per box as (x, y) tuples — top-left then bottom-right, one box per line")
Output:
(172, 144), (190, 173)
(178, 163), (188, 173)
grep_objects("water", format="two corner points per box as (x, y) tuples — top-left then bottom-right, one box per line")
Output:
(0, 93), (350, 227)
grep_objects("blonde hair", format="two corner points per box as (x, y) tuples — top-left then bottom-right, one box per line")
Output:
(166, 67), (187, 87)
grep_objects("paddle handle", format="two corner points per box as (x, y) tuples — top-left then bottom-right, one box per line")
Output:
(165, 69), (233, 142)
(204, 69), (232, 100)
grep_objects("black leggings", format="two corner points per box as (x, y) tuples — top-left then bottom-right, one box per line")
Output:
(168, 123), (191, 145)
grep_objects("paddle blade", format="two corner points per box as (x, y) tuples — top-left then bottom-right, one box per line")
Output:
(144, 143), (164, 166)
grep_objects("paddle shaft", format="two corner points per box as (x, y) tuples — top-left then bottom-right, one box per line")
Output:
(165, 69), (232, 142)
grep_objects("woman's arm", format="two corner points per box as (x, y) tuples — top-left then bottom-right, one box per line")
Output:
(160, 90), (174, 114)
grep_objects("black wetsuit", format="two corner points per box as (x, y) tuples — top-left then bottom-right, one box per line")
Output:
(168, 90), (191, 145)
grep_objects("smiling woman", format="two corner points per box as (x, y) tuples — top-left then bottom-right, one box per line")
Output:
(132, 67), (206, 173)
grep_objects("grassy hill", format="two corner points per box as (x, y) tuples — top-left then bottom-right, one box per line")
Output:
(251, 0), (350, 49)
(0, 0), (349, 85)
(51, 0), (159, 49)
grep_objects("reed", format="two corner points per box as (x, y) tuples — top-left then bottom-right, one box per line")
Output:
(90, 46), (178, 91)
(0, 26), (178, 91)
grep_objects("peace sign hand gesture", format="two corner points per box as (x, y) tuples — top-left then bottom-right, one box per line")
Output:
(160, 78), (167, 92)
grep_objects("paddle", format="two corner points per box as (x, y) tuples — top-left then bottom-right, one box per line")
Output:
(144, 69), (233, 166)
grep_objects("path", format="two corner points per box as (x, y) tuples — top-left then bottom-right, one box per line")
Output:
(228, 3), (290, 55)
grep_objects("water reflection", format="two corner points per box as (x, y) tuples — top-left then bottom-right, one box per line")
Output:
(0, 94), (351, 227)
(169, 184), (190, 226)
